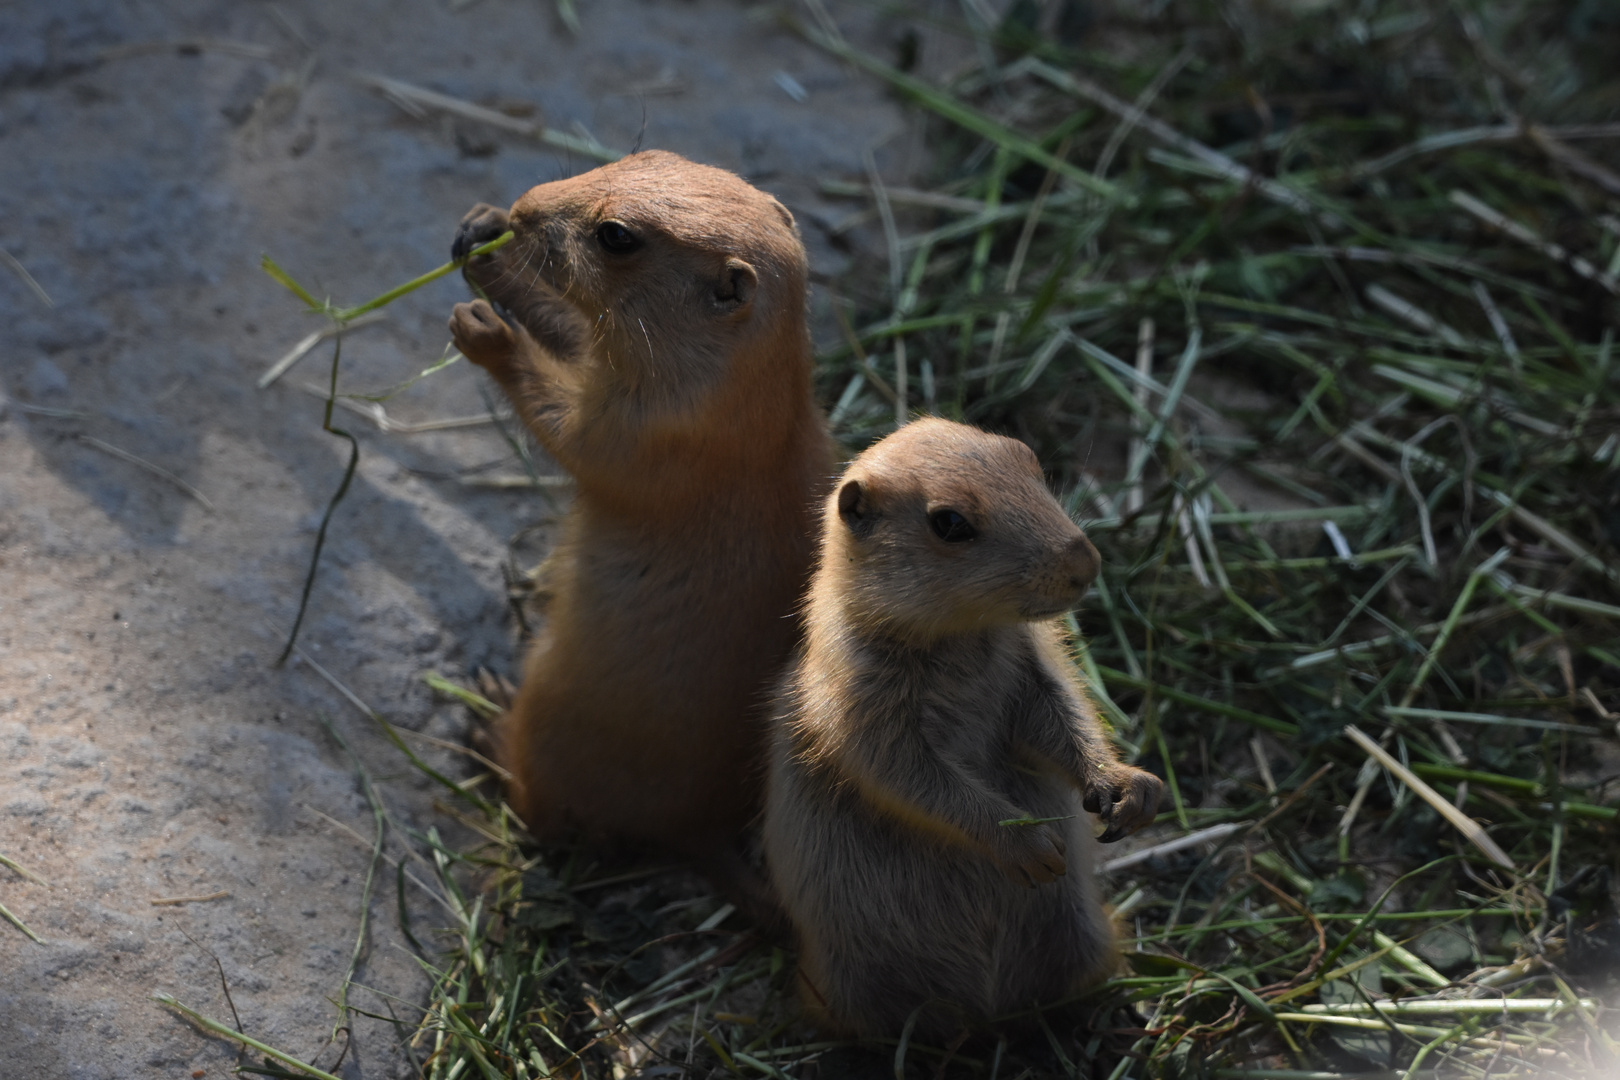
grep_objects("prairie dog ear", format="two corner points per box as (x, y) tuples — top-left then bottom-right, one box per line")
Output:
(714, 257), (756, 313)
(837, 478), (874, 536)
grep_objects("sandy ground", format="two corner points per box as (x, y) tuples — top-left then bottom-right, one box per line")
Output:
(0, 2), (920, 1075)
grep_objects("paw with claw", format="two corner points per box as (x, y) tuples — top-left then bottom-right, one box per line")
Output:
(1083, 765), (1163, 843)
(452, 202), (516, 298)
(448, 298), (520, 378)
(993, 822), (1068, 887)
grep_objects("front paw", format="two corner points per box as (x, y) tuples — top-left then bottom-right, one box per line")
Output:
(994, 824), (1067, 888)
(453, 203), (516, 294)
(1084, 765), (1163, 843)
(452, 202), (511, 261)
(449, 299), (517, 375)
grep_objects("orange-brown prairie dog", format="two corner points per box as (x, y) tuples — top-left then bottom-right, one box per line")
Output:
(763, 418), (1162, 1038)
(447, 151), (834, 888)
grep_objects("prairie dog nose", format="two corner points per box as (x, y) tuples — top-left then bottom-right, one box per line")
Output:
(1065, 532), (1101, 590)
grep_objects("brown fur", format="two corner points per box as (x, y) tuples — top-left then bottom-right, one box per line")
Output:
(447, 151), (834, 884)
(762, 418), (1162, 1039)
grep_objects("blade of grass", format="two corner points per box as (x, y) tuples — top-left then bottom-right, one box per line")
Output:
(800, 29), (1120, 202)
(154, 995), (345, 1080)
(1343, 725), (1515, 870)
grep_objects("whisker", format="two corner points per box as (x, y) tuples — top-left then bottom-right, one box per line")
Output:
(637, 317), (655, 368)
(490, 236), (540, 297)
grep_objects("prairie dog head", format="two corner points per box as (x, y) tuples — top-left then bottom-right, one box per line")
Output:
(821, 418), (1101, 640)
(496, 150), (806, 386)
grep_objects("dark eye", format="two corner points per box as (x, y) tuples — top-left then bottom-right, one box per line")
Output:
(595, 221), (641, 254)
(929, 509), (976, 543)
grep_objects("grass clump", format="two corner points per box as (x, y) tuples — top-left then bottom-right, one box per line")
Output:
(225, 2), (1619, 1076)
(790, 0), (1618, 1074)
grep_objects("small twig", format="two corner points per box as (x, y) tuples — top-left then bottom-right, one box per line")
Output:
(354, 71), (619, 162)
(861, 147), (907, 425)
(817, 179), (985, 214)
(1250, 764), (1335, 834)
(0, 852), (49, 886)
(258, 312), (387, 389)
(799, 0), (846, 48)
(154, 994), (345, 1080)
(1471, 282), (1521, 370)
(299, 803), (455, 918)
(0, 898), (44, 944)
(1124, 319), (1154, 514)
(281, 639), (499, 816)
(150, 891), (231, 906)
(420, 671), (502, 721)
(1250, 737), (1278, 805)
(1094, 47), (1193, 181)
(1486, 488), (1618, 583)
(570, 864), (682, 894)
(1302, 997), (1596, 1016)
(1100, 822), (1243, 874)
(1343, 724), (1516, 871)
(1345, 120), (1620, 179)
(831, 301), (899, 407)
(458, 474), (574, 489)
(11, 402), (92, 419)
(293, 381), (500, 434)
(1526, 125), (1620, 198)
(275, 337), (357, 666)
(1003, 136), (1070, 297)
(0, 248), (53, 307)
(315, 715), (387, 1047)
(893, 1007), (921, 1080)
(1021, 57), (1335, 225)
(1365, 284), (1467, 347)
(79, 435), (216, 512)
(1400, 437), (1440, 571)
(863, 148), (902, 302)
(801, 33), (1117, 202)
(1400, 546), (1512, 706)
(1450, 189), (1619, 295)
(178, 926), (246, 1042)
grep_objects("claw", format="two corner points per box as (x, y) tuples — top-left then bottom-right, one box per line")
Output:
(452, 202), (511, 261)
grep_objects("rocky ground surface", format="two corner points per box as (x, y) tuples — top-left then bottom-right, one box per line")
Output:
(0, 2), (923, 1075)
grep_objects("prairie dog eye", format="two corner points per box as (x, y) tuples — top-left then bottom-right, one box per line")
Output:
(929, 509), (976, 543)
(595, 221), (641, 254)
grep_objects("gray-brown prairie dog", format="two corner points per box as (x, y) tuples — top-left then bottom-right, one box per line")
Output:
(763, 417), (1162, 1038)
(446, 151), (834, 885)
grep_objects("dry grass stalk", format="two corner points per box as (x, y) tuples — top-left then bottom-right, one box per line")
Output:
(149, 891), (231, 906)
(78, 434), (215, 511)
(1344, 724), (1514, 869)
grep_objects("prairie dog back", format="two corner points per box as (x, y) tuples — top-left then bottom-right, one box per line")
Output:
(764, 418), (1162, 1039)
